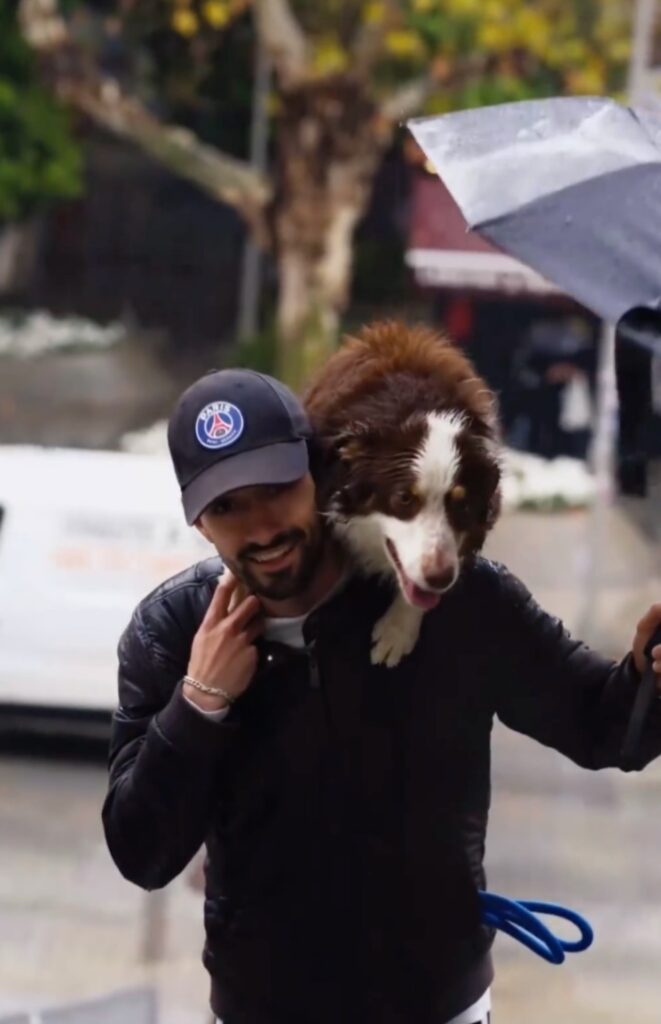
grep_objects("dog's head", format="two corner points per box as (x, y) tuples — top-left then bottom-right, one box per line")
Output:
(316, 409), (500, 609)
(305, 320), (502, 610)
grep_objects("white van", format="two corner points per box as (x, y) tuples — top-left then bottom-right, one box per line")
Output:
(0, 445), (210, 723)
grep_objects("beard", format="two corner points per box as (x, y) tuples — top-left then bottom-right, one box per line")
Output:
(228, 517), (328, 601)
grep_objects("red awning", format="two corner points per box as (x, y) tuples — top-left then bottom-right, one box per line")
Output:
(406, 173), (560, 296)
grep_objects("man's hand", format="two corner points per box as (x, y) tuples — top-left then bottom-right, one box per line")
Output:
(184, 572), (263, 711)
(632, 603), (661, 683)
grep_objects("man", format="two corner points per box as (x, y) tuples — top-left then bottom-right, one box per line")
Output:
(103, 366), (661, 1024)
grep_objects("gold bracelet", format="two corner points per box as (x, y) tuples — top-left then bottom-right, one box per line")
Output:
(183, 674), (235, 704)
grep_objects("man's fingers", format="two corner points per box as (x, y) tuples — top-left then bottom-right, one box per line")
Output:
(204, 572), (238, 625)
(226, 594), (263, 632)
(636, 603), (661, 636)
(242, 617), (265, 646)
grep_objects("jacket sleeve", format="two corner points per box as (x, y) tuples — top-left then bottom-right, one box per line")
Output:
(101, 610), (240, 890)
(492, 567), (661, 771)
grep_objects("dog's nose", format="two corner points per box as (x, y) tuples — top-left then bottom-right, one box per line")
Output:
(423, 565), (456, 591)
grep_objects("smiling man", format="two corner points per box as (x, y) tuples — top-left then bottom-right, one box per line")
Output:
(103, 364), (661, 1024)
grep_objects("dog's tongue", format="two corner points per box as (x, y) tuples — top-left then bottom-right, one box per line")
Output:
(400, 573), (441, 611)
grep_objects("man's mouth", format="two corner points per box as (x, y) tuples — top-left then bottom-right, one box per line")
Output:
(247, 539), (299, 572)
(385, 539), (442, 611)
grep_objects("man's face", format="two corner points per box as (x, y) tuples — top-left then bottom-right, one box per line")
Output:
(195, 473), (327, 601)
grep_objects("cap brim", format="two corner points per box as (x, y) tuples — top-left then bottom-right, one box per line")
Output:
(182, 439), (309, 525)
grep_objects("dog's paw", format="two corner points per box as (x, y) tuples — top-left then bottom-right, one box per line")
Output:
(370, 601), (423, 668)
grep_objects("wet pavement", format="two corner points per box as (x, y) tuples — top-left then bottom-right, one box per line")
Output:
(1, 506), (660, 1023)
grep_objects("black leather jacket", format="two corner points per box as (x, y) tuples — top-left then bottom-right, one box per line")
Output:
(102, 556), (660, 1024)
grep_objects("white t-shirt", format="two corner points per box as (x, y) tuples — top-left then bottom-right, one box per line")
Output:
(261, 610), (308, 649)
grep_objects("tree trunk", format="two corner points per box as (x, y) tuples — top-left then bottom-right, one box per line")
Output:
(273, 75), (391, 391)
(275, 198), (363, 389)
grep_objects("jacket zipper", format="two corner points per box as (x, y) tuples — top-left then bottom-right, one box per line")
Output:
(306, 639), (321, 689)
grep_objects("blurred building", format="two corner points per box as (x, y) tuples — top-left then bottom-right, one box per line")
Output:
(3, 131), (246, 355)
(405, 166), (600, 461)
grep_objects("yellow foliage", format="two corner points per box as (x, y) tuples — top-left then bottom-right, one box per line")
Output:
(413, 0), (435, 11)
(513, 8), (551, 55)
(363, 1), (385, 25)
(567, 59), (606, 94)
(482, 0), (507, 20)
(385, 29), (426, 59)
(605, 37), (631, 62)
(202, 1), (230, 28)
(171, 7), (199, 35)
(312, 39), (348, 74)
(478, 21), (515, 52)
(445, 0), (486, 14)
(547, 38), (588, 65)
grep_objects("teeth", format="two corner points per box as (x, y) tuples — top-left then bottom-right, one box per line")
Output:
(251, 543), (294, 563)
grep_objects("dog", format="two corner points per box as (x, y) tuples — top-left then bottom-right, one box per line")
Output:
(304, 320), (502, 667)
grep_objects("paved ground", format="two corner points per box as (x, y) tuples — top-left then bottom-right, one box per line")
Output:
(486, 501), (661, 658)
(1, 505), (660, 1023)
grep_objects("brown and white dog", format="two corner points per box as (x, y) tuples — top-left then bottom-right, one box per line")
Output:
(304, 320), (502, 667)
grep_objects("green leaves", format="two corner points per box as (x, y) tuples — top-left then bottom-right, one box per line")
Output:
(0, 2), (82, 222)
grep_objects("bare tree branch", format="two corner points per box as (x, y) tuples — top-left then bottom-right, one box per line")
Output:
(380, 74), (436, 123)
(254, 0), (309, 89)
(67, 84), (272, 242)
(18, 0), (272, 243)
(351, 0), (403, 77)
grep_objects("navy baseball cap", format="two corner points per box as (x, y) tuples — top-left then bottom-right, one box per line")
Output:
(168, 368), (311, 524)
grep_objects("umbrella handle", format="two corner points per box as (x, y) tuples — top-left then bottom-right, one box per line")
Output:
(478, 891), (593, 965)
(620, 624), (661, 769)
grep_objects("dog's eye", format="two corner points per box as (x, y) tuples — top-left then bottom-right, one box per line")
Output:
(397, 489), (414, 506)
(449, 484), (467, 504)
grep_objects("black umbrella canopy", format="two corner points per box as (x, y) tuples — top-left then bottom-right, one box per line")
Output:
(407, 96), (661, 328)
(409, 96), (661, 473)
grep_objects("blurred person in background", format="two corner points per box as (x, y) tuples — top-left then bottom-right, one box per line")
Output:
(508, 316), (595, 459)
(103, 364), (661, 1024)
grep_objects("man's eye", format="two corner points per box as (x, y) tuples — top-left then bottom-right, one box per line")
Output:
(264, 483), (290, 498)
(209, 499), (232, 516)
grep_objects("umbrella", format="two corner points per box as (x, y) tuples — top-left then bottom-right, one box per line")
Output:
(407, 96), (661, 334)
(408, 97), (661, 751)
(407, 95), (661, 477)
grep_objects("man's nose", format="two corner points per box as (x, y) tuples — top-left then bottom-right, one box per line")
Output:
(243, 510), (284, 548)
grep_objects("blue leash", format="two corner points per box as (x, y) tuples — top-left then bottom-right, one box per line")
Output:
(478, 891), (593, 964)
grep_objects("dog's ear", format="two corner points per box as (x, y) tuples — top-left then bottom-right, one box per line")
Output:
(330, 422), (374, 464)
(317, 425), (379, 515)
(457, 376), (501, 436)
(479, 443), (502, 535)
(337, 438), (363, 463)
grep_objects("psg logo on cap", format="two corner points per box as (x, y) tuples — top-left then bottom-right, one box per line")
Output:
(195, 401), (245, 450)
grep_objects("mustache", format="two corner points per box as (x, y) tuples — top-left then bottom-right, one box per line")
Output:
(239, 529), (306, 561)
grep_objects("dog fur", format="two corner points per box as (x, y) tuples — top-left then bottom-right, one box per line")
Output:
(304, 320), (502, 667)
